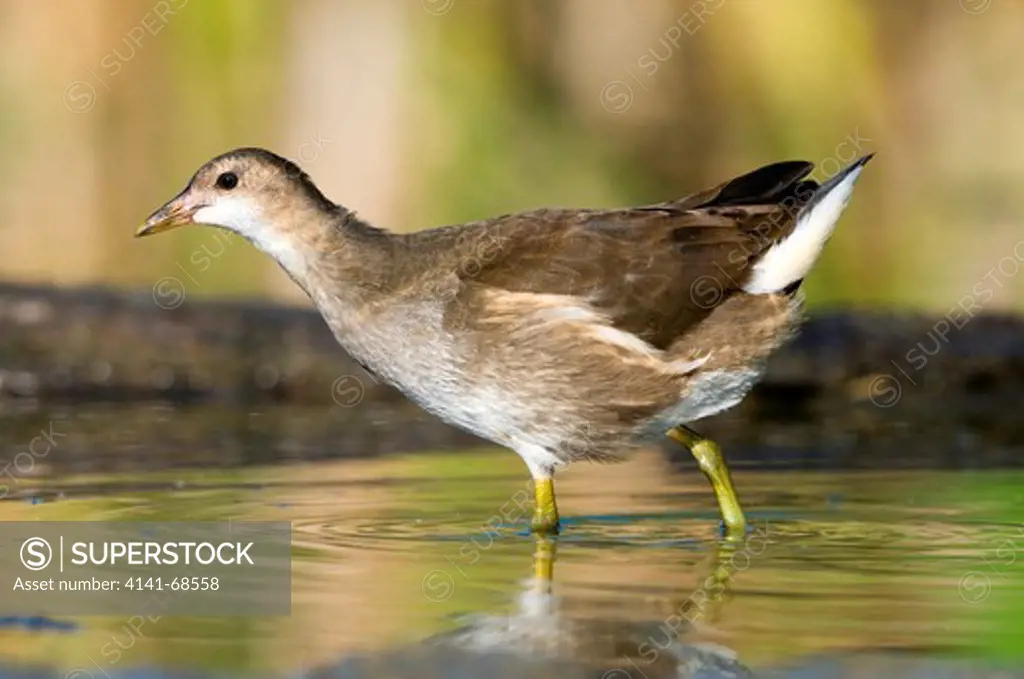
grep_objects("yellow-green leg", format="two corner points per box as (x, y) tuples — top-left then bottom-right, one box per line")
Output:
(677, 539), (739, 626)
(533, 536), (556, 587)
(667, 425), (746, 539)
(531, 478), (560, 535)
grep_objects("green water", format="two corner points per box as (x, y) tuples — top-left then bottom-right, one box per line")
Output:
(0, 447), (1020, 677)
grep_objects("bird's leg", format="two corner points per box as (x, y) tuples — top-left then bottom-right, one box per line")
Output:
(667, 425), (746, 539)
(531, 477), (561, 535)
(533, 535), (556, 589)
(678, 539), (739, 626)
(659, 538), (742, 645)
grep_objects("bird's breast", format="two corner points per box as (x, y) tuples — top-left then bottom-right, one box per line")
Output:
(324, 300), (532, 446)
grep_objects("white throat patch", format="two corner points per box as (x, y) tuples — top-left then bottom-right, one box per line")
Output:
(193, 197), (310, 280)
(193, 196), (263, 234)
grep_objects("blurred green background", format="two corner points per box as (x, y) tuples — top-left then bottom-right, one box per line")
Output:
(1, 0), (1021, 312)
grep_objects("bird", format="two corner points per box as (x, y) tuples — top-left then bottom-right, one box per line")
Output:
(138, 147), (871, 537)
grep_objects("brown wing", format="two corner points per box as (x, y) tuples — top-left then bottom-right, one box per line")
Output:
(443, 161), (818, 349)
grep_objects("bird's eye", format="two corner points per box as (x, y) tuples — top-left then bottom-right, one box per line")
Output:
(215, 172), (238, 190)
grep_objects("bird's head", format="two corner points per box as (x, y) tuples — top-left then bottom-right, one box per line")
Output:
(137, 147), (337, 251)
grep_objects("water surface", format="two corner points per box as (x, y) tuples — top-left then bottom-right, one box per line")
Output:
(0, 405), (1021, 678)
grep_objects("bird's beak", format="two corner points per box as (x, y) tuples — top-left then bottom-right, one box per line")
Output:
(136, 192), (204, 238)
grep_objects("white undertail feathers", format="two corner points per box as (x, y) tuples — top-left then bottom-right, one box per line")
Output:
(744, 155), (872, 294)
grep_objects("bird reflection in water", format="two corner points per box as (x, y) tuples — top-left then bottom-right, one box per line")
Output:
(428, 534), (760, 679)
